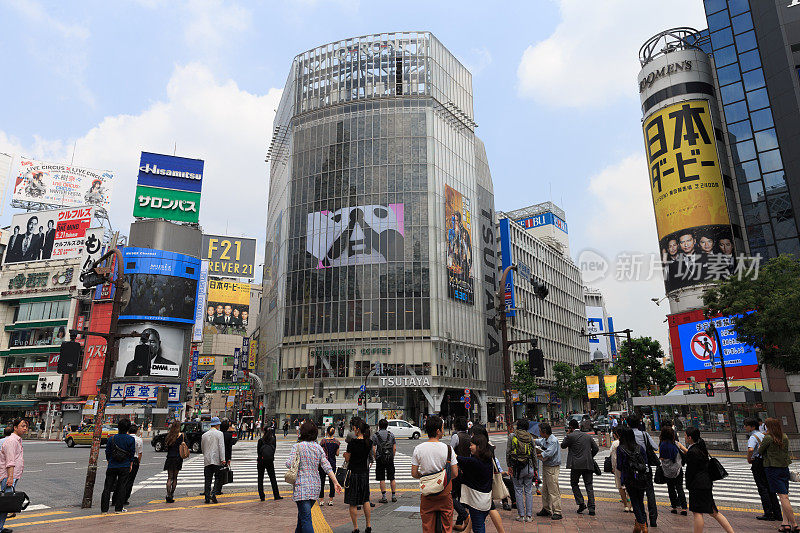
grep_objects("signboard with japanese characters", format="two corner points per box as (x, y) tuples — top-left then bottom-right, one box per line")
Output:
(12, 158), (114, 209)
(110, 382), (181, 402)
(4, 206), (96, 265)
(642, 100), (735, 293)
(132, 152), (203, 223)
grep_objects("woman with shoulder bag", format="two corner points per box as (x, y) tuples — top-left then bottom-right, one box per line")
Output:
(610, 428), (631, 513)
(257, 426), (282, 501)
(344, 420), (372, 533)
(469, 425), (506, 533)
(759, 418), (798, 532)
(617, 427), (648, 532)
(454, 433), (495, 533)
(163, 421), (185, 503)
(659, 427), (687, 516)
(678, 427), (734, 533)
(411, 416), (459, 533)
(286, 420), (342, 533)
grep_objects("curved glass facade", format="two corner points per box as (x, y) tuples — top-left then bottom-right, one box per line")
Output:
(260, 32), (494, 423)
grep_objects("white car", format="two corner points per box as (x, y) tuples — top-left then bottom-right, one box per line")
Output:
(385, 419), (422, 439)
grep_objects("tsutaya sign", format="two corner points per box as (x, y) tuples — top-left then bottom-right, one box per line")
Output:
(639, 60), (693, 93)
(379, 376), (431, 387)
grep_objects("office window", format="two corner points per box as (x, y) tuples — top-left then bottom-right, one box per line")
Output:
(750, 108), (774, 131)
(711, 26), (734, 49)
(754, 129), (779, 152)
(731, 12), (754, 34)
(759, 149), (783, 173)
(742, 68), (765, 92)
(717, 63), (741, 86)
(732, 139), (756, 163)
(713, 45), (737, 67)
(735, 159), (760, 182)
(738, 49), (761, 71)
(720, 81), (745, 103)
(704, 0), (727, 14)
(746, 88), (770, 111)
(727, 120), (752, 141)
(724, 100), (749, 122)
(763, 170), (786, 192)
(735, 30), (757, 52)
(707, 9), (731, 32)
(727, 0), (751, 17)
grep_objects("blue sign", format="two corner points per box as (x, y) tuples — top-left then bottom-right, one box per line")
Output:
(137, 152), (204, 193)
(515, 212), (568, 234)
(190, 350), (199, 382)
(122, 247), (200, 279)
(499, 218), (515, 317)
(677, 313), (758, 372)
(607, 317), (617, 356)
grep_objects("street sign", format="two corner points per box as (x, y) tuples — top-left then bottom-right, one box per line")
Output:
(465, 401), (471, 410)
(359, 384), (365, 392)
(464, 388), (470, 395)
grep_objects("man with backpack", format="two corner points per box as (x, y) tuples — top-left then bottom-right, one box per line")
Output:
(627, 415), (659, 528)
(100, 418), (136, 514)
(561, 418), (599, 515)
(507, 418), (537, 522)
(371, 419), (397, 503)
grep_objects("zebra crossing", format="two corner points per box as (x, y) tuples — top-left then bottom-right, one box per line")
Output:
(132, 440), (419, 493)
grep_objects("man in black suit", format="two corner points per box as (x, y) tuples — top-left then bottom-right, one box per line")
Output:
(34, 226), (45, 259)
(6, 226), (22, 263)
(41, 219), (56, 259)
(20, 216), (39, 262)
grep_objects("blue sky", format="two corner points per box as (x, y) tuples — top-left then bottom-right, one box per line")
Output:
(0, 0), (709, 348)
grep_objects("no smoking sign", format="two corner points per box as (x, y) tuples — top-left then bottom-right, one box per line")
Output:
(690, 331), (716, 362)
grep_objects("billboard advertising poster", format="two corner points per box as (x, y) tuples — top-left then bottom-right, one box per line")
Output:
(12, 158), (114, 209)
(192, 260), (209, 342)
(515, 212), (568, 234)
(120, 248), (200, 324)
(586, 306), (609, 360)
(248, 338), (257, 370)
(445, 185), (474, 305)
(642, 100), (735, 293)
(4, 207), (95, 265)
(116, 322), (186, 378)
(133, 185), (201, 223)
(677, 312), (758, 372)
(498, 218), (515, 317)
(305, 204), (405, 268)
(137, 152), (203, 192)
(204, 278), (250, 336)
(202, 235), (257, 279)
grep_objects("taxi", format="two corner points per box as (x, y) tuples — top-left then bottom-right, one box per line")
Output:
(64, 424), (118, 447)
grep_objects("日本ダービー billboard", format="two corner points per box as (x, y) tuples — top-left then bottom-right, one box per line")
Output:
(643, 100), (735, 293)
(445, 185), (474, 305)
(203, 278), (250, 336)
(12, 158), (114, 209)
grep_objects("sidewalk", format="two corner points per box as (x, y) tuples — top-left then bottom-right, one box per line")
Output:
(7, 486), (782, 532)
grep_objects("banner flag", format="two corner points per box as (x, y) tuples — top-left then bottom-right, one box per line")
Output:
(604, 375), (618, 397)
(586, 375), (600, 399)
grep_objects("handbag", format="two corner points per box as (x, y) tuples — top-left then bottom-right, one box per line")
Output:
(284, 447), (301, 485)
(593, 459), (602, 476)
(491, 460), (510, 500)
(707, 455), (728, 481)
(419, 444), (452, 496)
(0, 489), (29, 514)
(109, 435), (132, 463)
(335, 461), (350, 488)
(218, 466), (233, 485)
(644, 435), (660, 467)
(654, 465), (666, 484)
(603, 455), (613, 473)
(179, 435), (190, 460)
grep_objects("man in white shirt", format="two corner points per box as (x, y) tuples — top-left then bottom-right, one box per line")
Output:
(122, 423), (144, 506)
(745, 418), (780, 521)
(202, 417), (226, 504)
(411, 416), (459, 533)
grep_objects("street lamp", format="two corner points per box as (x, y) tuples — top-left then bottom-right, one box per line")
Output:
(704, 319), (739, 452)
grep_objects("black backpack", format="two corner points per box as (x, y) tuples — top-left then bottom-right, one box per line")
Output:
(375, 431), (394, 460)
(623, 446), (649, 489)
(258, 438), (275, 460)
(109, 435), (131, 463)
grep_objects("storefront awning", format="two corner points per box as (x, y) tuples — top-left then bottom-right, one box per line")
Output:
(0, 374), (40, 383)
(0, 400), (38, 408)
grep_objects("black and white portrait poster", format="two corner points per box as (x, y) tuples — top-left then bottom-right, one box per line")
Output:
(116, 322), (186, 378)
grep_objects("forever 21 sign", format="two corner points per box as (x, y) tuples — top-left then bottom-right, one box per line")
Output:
(202, 234), (257, 279)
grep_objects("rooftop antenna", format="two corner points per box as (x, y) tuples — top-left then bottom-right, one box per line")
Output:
(71, 140), (77, 165)
(173, 142), (177, 156)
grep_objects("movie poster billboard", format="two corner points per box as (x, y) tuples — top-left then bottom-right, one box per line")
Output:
(202, 234), (257, 278)
(4, 207), (95, 265)
(12, 158), (114, 209)
(445, 185), (474, 305)
(642, 100), (735, 293)
(585, 305), (609, 360)
(305, 204), (405, 268)
(204, 278), (250, 336)
(116, 322), (186, 378)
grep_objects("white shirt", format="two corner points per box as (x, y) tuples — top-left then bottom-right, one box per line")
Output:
(201, 427), (226, 466)
(133, 435), (143, 459)
(411, 441), (458, 476)
(748, 430), (765, 458)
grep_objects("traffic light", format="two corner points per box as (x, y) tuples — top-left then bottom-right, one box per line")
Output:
(530, 279), (549, 300)
(57, 340), (82, 374)
(705, 380), (715, 397)
(80, 266), (110, 289)
(528, 348), (545, 377)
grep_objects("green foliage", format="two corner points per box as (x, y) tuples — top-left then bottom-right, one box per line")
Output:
(610, 336), (674, 397)
(512, 359), (537, 398)
(703, 254), (800, 373)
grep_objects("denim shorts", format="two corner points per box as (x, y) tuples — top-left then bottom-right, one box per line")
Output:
(765, 466), (790, 495)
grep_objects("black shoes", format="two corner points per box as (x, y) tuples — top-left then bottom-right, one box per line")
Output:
(680, 510), (688, 516)
(378, 497), (388, 503)
(551, 514), (563, 520)
(260, 496), (266, 501)
(391, 495), (397, 502)
(166, 496), (174, 503)
(536, 509), (552, 517)
(589, 510), (596, 516)
(650, 519), (657, 528)
(502, 501), (512, 511)
(671, 509), (678, 515)
(576, 504), (587, 514)
(211, 495), (218, 504)
(275, 495), (283, 500)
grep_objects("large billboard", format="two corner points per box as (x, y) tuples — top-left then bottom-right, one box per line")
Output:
(586, 306), (609, 360)
(643, 100), (734, 293)
(204, 278), (250, 336)
(116, 322), (186, 378)
(202, 234), (256, 278)
(4, 207), (96, 265)
(120, 248), (200, 324)
(498, 218), (515, 317)
(133, 152), (203, 223)
(12, 158), (114, 209)
(668, 308), (759, 382)
(445, 185), (474, 305)
(306, 204), (405, 268)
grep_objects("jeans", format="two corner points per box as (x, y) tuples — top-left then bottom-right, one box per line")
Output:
(512, 464), (535, 517)
(259, 459), (281, 500)
(467, 506), (490, 533)
(204, 464), (223, 499)
(101, 466), (130, 512)
(0, 478), (17, 529)
(541, 464), (562, 515)
(123, 458), (140, 504)
(295, 499), (315, 533)
(752, 459), (780, 517)
(570, 469), (595, 511)
(666, 472), (687, 509)
(627, 484), (647, 525)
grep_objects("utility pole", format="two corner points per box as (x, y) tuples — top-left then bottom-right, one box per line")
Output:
(705, 320), (739, 452)
(78, 237), (141, 509)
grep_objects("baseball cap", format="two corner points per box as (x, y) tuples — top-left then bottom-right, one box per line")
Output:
(210, 417), (221, 425)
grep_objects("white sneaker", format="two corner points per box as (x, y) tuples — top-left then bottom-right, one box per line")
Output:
(525, 517), (533, 522)
(515, 516), (525, 522)
(115, 508), (128, 513)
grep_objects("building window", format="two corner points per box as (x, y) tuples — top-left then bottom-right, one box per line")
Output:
(707, 9), (731, 32)
(717, 63), (741, 86)
(750, 107), (774, 131)
(738, 49), (761, 72)
(723, 100), (748, 123)
(728, 0), (751, 17)
(720, 81), (745, 102)
(713, 45), (737, 67)
(731, 12), (754, 34)
(754, 129), (779, 152)
(734, 30), (758, 52)
(746, 88), (770, 111)
(758, 149), (783, 173)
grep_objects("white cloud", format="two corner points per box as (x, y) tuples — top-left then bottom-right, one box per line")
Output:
(459, 47), (492, 76)
(4, 0), (94, 106)
(0, 63), (282, 249)
(579, 153), (671, 350)
(183, 0), (251, 61)
(517, 0), (707, 107)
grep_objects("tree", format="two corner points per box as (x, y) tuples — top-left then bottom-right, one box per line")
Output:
(703, 254), (800, 373)
(610, 336), (674, 398)
(551, 362), (584, 412)
(511, 359), (537, 399)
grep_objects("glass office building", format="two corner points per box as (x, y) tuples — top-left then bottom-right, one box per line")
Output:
(697, 0), (800, 258)
(260, 32), (498, 424)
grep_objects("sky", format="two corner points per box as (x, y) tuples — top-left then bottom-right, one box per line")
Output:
(0, 0), (709, 350)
